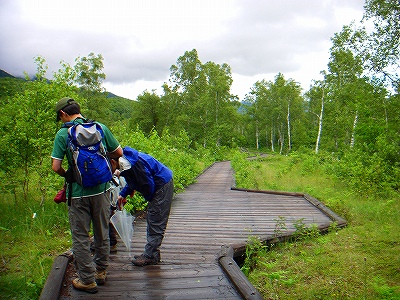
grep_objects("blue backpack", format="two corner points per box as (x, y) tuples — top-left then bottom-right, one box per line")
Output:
(64, 120), (113, 187)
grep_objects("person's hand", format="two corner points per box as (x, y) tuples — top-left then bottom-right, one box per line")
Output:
(117, 196), (127, 210)
(64, 168), (75, 183)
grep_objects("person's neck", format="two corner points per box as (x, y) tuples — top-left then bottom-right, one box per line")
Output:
(66, 114), (83, 122)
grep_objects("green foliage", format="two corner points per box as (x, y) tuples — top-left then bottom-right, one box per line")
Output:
(161, 49), (242, 148)
(273, 216), (287, 238)
(230, 151), (258, 189)
(241, 236), (267, 276)
(373, 276), (400, 299)
(133, 91), (162, 134)
(328, 145), (399, 196)
(256, 265), (295, 300)
(107, 95), (135, 121)
(0, 186), (71, 300)
(363, 0), (400, 89)
(74, 53), (106, 92)
(292, 219), (320, 241)
(124, 192), (147, 214)
(51, 52), (106, 94)
(234, 147), (399, 198)
(243, 74), (305, 152)
(80, 92), (115, 124)
(0, 75), (79, 200)
(114, 125), (216, 191)
(0, 77), (28, 98)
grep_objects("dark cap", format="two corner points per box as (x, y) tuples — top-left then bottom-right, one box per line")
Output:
(55, 97), (76, 121)
(55, 97), (77, 112)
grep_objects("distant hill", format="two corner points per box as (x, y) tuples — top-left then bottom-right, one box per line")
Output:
(0, 69), (134, 100)
(0, 68), (133, 100)
(238, 99), (251, 114)
(106, 92), (120, 98)
(0, 69), (15, 78)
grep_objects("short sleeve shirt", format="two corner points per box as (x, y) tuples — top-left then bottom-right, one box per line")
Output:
(51, 118), (121, 198)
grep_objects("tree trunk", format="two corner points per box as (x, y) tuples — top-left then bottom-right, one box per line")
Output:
(315, 89), (324, 154)
(278, 127), (284, 154)
(350, 111), (358, 148)
(255, 122), (259, 150)
(215, 91), (220, 147)
(270, 127), (275, 152)
(287, 102), (291, 152)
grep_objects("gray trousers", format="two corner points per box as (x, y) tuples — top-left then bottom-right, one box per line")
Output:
(68, 192), (110, 284)
(144, 179), (174, 259)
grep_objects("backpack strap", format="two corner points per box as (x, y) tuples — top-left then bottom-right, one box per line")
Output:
(111, 177), (119, 187)
(68, 182), (72, 206)
(62, 117), (89, 200)
(62, 122), (73, 129)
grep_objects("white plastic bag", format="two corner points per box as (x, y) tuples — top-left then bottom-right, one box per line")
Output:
(110, 208), (134, 256)
(109, 175), (121, 208)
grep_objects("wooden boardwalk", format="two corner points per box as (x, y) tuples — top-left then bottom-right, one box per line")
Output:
(41, 161), (346, 300)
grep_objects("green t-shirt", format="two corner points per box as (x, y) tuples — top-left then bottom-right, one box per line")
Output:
(51, 118), (121, 198)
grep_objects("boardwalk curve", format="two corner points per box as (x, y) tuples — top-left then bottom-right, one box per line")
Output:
(41, 161), (346, 300)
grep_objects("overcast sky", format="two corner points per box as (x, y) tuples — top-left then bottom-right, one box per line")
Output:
(0, 0), (365, 100)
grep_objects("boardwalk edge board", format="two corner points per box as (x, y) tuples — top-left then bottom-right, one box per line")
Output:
(303, 193), (347, 227)
(218, 245), (264, 300)
(39, 251), (73, 300)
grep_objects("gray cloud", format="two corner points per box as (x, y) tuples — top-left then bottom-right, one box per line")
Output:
(0, 0), (365, 98)
(200, 0), (347, 76)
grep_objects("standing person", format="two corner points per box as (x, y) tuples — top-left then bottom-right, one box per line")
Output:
(90, 172), (125, 254)
(51, 97), (122, 293)
(110, 146), (174, 266)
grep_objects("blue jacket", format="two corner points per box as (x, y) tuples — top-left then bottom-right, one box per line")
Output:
(119, 147), (173, 201)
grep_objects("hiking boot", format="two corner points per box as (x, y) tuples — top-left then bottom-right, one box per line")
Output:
(72, 278), (98, 293)
(132, 254), (160, 266)
(133, 251), (160, 260)
(90, 237), (95, 253)
(110, 244), (118, 253)
(95, 270), (107, 285)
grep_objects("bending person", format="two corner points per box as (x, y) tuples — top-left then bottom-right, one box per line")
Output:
(110, 146), (174, 266)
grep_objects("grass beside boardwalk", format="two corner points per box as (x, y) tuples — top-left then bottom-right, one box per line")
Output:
(232, 153), (400, 300)
(0, 194), (71, 299)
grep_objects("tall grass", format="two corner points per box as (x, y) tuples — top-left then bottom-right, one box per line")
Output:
(0, 187), (71, 299)
(232, 152), (400, 299)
